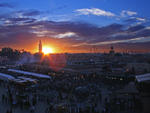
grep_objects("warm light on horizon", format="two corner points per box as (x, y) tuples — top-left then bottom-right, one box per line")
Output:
(42, 46), (54, 55)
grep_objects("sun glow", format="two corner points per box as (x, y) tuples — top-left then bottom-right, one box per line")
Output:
(42, 46), (54, 54)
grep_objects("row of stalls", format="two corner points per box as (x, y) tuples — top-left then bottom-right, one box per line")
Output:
(0, 68), (51, 85)
(135, 73), (150, 113)
(102, 73), (150, 113)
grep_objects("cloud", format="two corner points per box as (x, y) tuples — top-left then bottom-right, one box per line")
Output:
(75, 8), (115, 17)
(2, 17), (37, 26)
(136, 17), (146, 22)
(54, 32), (78, 38)
(124, 17), (147, 27)
(121, 10), (137, 17)
(0, 15), (150, 52)
(22, 10), (41, 16)
(146, 26), (150, 30)
(89, 37), (150, 45)
(0, 10), (42, 26)
(1, 20), (149, 44)
(127, 25), (145, 32)
(0, 3), (14, 8)
(0, 20), (123, 47)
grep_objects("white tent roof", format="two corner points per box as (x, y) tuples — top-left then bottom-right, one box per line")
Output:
(136, 73), (150, 82)
(18, 76), (37, 82)
(0, 73), (15, 81)
(8, 69), (51, 79)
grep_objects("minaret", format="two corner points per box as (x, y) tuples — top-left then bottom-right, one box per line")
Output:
(39, 40), (42, 53)
(109, 46), (115, 56)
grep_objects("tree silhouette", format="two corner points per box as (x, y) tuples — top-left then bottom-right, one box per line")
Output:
(0, 47), (21, 61)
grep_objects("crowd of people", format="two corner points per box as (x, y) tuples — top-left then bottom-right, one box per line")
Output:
(0, 70), (143, 113)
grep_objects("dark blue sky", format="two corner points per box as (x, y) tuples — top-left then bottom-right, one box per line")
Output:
(1, 0), (149, 25)
(0, 0), (150, 52)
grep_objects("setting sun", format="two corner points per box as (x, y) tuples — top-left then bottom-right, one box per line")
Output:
(42, 47), (54, 54)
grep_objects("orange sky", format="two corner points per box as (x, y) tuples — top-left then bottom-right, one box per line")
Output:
(1, 36), (150, 54)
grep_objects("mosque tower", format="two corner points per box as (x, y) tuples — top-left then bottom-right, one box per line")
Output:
(39, 40), (42, 53)
(109, 46), (115, 56)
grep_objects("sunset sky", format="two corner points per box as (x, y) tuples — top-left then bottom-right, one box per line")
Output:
(0, 0), (150, 53)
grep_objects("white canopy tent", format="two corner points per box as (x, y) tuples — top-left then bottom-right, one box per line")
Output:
(8, 69), (51, 79)
(0, 73), (15, 81)
(136, 73), (150, 83)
